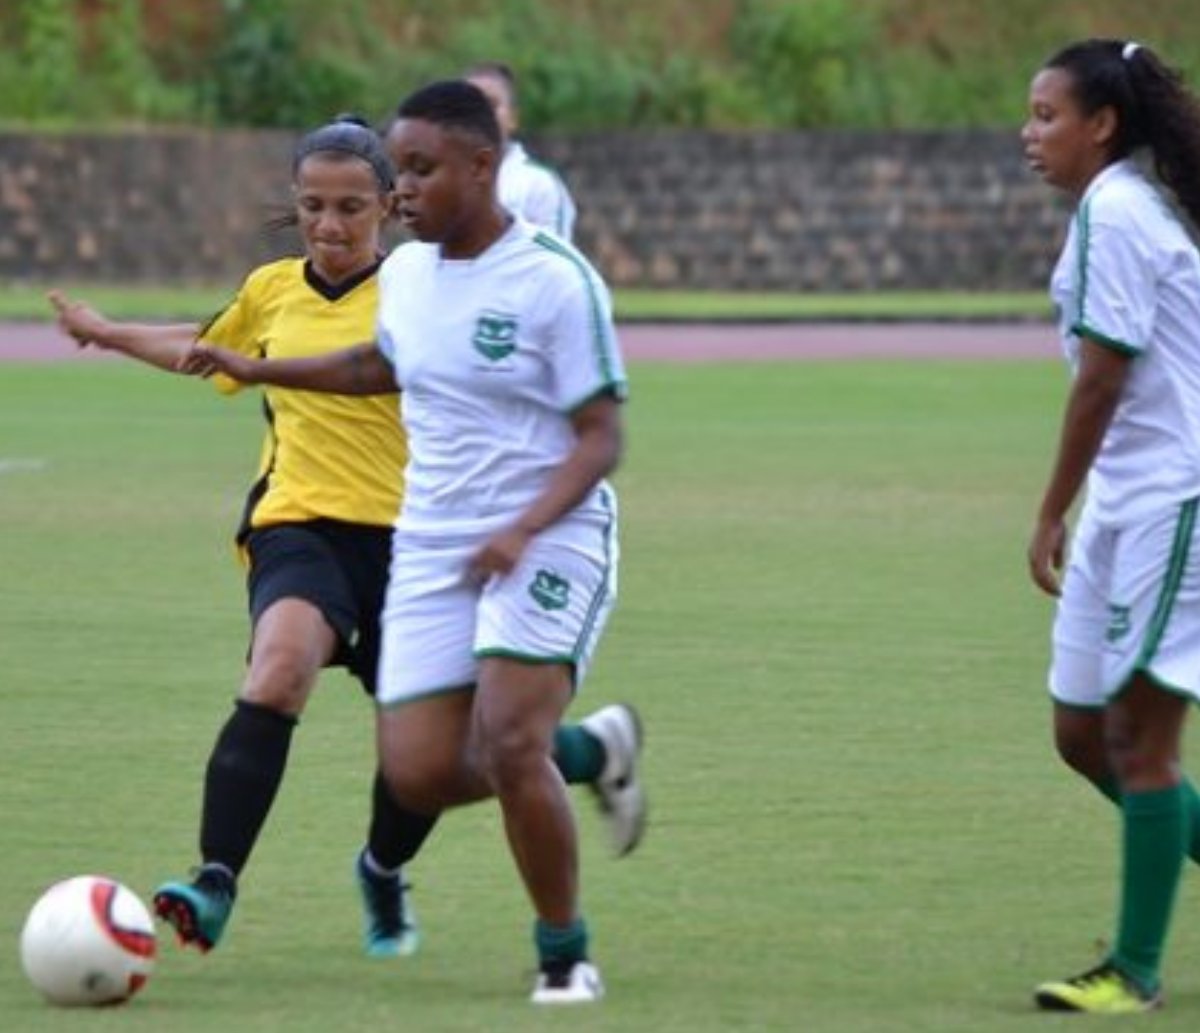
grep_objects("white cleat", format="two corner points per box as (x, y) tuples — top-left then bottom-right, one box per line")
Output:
(580, 703), (646, 856)
(531, 960), (605, 1004)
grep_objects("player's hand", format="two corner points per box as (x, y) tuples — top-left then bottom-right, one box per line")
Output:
(177, 343), (254, 381)
(1028, 515), (1067, 597)
(47, 290), (109, 349)
(468, 525), (535, 581)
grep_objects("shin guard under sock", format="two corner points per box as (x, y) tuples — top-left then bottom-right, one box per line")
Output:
(199, 700), (297, 875)
(365, 770), (439, 872)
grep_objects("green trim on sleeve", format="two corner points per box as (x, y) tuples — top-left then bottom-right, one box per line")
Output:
(566, 382), (629, 413)
(1071, 323), (1141, 356)
(532, 231), (619, 385)
(1074, 199), (1091, 327)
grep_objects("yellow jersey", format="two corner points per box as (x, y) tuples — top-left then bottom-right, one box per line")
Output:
(201, 257), (405, 537)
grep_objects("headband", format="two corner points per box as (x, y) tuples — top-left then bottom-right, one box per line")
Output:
(293, 121), (395, 191)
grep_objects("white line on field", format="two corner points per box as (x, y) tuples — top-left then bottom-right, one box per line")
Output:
(0, 458), (48, 474)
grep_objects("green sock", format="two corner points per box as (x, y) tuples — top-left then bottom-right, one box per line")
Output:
(534, 916), (589, 965)
(553, 725), (605, 784)
(1112, 784), (1187, 993)
(1095, 775), (1200, 864)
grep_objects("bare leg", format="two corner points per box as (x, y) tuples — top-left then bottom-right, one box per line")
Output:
(201, 597), (336, 869)
(1105, 676), (1187, 792)
(376, 690), (490, 810)
(472, 657), (577, 926)
(1053, 703), (1118, 797)
(156, 598), (337, 950)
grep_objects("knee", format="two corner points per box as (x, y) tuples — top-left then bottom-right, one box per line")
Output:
(1051, 706), (1112, 785)
(472, 720), (545, 795)
(1104, 723), (1167, 786)
(380, 760), (458, 811)
(379, 738), (469, 810)
(1054, 721), (1106, 780)
(242, 644), (318, 713)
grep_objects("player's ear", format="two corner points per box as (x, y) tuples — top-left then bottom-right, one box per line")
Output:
(1091, 104), (1119, 150)
(470, 143), (499, 186)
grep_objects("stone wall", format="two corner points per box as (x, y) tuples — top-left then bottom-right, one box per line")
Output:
(0, 128), (1066, 290)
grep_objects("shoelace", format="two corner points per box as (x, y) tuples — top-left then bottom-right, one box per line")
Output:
(362, 872), (413, 936)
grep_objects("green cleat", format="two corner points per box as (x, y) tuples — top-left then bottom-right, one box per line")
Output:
(153, 866), (236, 953)
(355, 850), (420, 958)
(1035, 961), (1162, 1014)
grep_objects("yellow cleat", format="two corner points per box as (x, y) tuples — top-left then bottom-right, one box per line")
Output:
(1035, 962), (1162, 1014)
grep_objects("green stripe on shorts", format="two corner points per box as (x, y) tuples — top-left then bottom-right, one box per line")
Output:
(1136, 498), (1199, 669)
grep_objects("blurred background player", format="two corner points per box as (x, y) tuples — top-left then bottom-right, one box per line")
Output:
(465, 61), (577, 239)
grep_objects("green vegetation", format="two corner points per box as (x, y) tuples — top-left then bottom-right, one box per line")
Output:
(5, 358), (1200, 1031)
(1, 0), (1197, 130)
(1, 283), (1050, 323)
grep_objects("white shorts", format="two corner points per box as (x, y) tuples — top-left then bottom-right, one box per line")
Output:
(376, 511), (619, 706)
(1049, 499), (1200, 706)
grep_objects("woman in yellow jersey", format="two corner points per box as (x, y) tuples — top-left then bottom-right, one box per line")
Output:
(50, 117), (644, 963)
(49, 118), (429, 957)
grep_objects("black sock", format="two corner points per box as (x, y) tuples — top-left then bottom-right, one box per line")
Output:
(365, 770), (439, 872)
(199, 700), (297, 876)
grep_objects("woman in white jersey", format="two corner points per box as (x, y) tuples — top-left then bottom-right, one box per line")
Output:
(1023, 39), (1200, 1014)
(181, 80), (627, 1006)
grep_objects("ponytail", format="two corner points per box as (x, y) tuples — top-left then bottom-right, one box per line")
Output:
(1124, 44), (1200, 230)
(1045, 39), (1200, 228)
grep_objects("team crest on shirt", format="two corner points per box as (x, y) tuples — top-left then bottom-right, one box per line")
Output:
(472, 310), (519, 361)
(529, 569), (570, 611)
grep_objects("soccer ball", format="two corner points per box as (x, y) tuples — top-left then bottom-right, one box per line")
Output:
(19, 875), (156, 1006)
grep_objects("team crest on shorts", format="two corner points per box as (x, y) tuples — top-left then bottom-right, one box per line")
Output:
(1106, 603), (1132, 643)
(529, 569), (570, 611)
(472, 310), (519, 361)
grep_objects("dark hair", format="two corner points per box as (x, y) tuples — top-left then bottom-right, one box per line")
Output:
(464, 61), (519, 110)
(292, 114), (395, 192)
(1045, 39), (1200, 227)
(395, 80), (503, 151)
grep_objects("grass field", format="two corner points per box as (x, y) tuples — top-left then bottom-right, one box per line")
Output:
(4, 358), (1200, 1032)
(0, 283), (1052, 323)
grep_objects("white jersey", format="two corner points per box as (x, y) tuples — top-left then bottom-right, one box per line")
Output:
(498, 141), (577, 240)
(1050, 159), (1200, 527)
(376, 218), (626, 535)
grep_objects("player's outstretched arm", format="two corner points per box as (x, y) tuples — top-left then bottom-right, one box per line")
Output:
(179, 341), (397, 396)
(47, 291), (198, 373)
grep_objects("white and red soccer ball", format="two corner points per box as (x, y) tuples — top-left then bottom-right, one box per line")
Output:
(20, 875), (156, 1006)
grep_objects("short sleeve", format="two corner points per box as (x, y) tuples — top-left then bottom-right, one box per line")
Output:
(545, 260), (627, 413)
(1072, 207), (1156, 355)
(196, 279), (262, 395)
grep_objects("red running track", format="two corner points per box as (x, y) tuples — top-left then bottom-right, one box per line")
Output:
(0, 320), (1058, 364)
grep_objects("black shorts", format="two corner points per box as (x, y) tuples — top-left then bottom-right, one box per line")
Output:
(244, 519), (393, 696)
